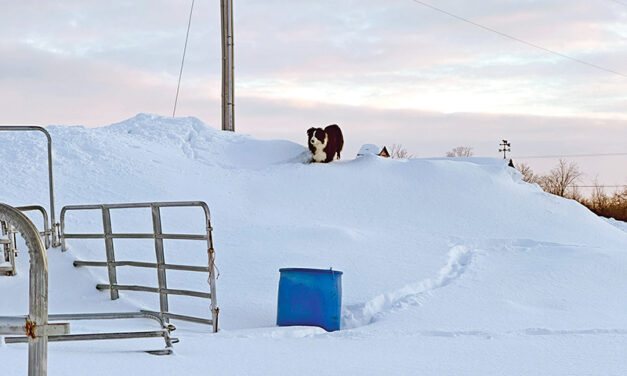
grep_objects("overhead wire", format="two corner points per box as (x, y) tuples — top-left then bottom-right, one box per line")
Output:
(571, 185), (627, 188)
(172, 0), (196, 117)
(514, 152), (627, 159)
(411, 0), (627, 79)
(608, 0), (627, 7)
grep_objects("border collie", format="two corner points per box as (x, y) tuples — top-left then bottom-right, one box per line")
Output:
(307, 124), (344, 163)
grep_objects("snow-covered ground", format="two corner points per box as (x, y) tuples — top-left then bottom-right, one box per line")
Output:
(1, 114), (626, 375)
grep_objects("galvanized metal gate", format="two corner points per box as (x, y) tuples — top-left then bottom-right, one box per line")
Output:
(0, 203), (70, 376)
(1, 126), (220, 369)
(60, 201), (219, 332)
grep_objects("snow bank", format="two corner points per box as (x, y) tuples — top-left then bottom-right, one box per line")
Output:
(0, 114), (626, 375)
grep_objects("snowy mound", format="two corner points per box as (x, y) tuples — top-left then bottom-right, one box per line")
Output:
(65, 113), (309, 170)
(1, 114), (626, 375)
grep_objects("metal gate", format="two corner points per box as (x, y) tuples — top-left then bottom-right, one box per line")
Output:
(0, 203), (70, 376)
(60, 201), (219, 332)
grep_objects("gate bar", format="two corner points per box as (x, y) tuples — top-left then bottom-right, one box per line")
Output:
(74, 260), (210, 272)
(5, 311), (176, 352)
(17, 205), (51, 249)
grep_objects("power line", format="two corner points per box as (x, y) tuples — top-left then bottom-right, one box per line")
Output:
(172, 0), (195, 118)
(572, 185), (627, 188)
(515, 152), (627, 159)
(411, 0), (627, 79)
(608, 0), (627, 7)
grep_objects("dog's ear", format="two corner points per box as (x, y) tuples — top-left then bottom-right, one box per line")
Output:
(307, 127), (315, 137)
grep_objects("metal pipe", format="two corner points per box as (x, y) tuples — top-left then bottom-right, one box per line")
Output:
(5, 330), (168, 343)
(62, 201), (210, 210)
(62, 233), (207, 240)
(162, 312), (213, 326)
(74, 260), (210, 272)
(0, 203), (49, 376)
(151, 205), (170, 320)
(96, 284), (211, 299)
(101, 207), (119, 300)
(0, 317), (34, 335)
(0, 317), (68, 337)
(17, 205), (51, 249)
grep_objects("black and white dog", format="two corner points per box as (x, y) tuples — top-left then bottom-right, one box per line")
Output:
(307, 124), (344, 163)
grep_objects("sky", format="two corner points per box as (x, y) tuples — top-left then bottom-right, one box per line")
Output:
(0, 0), (625, 189)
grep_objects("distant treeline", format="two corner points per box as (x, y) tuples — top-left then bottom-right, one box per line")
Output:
(578, 188), (627, 222)
(516, 159), (627, 222)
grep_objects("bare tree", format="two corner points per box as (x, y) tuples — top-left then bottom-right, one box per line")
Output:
(589, 178), (609, 211)
(578, 184), (626, 221)
(516, 163), (537, 184)
(445, 146), (474, 157)
(566, 185), (583, 201)
(537, 159), (582, 197)
(389, 144), (413, 159)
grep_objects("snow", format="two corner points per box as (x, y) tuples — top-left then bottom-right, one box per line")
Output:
(605, 217), (627, 233)
(356, 144), (381, 157)
(1, 114), (626, 375)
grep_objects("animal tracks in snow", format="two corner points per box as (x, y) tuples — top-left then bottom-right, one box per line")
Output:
(342, 245), (474, 329)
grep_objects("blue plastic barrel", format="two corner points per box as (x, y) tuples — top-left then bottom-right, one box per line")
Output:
(277, 268), (343, 332)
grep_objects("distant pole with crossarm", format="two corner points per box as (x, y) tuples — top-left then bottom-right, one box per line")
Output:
(499, 140), (511, 159)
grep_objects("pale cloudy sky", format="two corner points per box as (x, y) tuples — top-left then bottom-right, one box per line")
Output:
(1, 0), (625, 186)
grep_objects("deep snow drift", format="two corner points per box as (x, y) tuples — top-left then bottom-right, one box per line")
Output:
(1, 114), (626, 375)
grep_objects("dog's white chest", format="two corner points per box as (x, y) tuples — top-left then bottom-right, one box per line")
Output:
(312, 146), (327, 162)
(310, 134), (328, 162)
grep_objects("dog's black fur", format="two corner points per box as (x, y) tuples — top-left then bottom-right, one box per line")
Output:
(307, 124), (344, 163)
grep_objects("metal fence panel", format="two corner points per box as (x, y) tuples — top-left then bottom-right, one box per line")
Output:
(60, 201), (219, 331)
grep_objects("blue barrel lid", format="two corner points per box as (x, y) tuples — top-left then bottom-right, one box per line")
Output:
(279, 267), (343, 275)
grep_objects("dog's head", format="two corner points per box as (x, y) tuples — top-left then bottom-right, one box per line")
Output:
(307, 127), (327, 149)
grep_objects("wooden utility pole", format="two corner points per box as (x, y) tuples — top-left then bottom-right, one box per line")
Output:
(220, 0), (235, 131)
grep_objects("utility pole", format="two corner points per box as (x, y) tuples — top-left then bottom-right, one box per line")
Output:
(499, 140), (511, 159)
(220, 0), (235, 131)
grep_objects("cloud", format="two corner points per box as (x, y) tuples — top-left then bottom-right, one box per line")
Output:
(0, 0), (625, 184)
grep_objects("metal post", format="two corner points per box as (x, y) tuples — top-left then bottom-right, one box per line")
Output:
(151, 205), (169, 321)
(102, 207), (119, 300)
(0, 203), (49, 376)
(206, 218), (218, 332)
(220, 0), (235, 132)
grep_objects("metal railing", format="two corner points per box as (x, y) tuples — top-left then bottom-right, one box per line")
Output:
(17, 205), (52, 249)
(0, 203), (70, 376)
(0, 126), (60, 247)
(60, 201), (219, 332)
(5, 311), (177, 355)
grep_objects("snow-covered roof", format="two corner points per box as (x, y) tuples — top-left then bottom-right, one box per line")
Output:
(357, 144), (381, 157)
